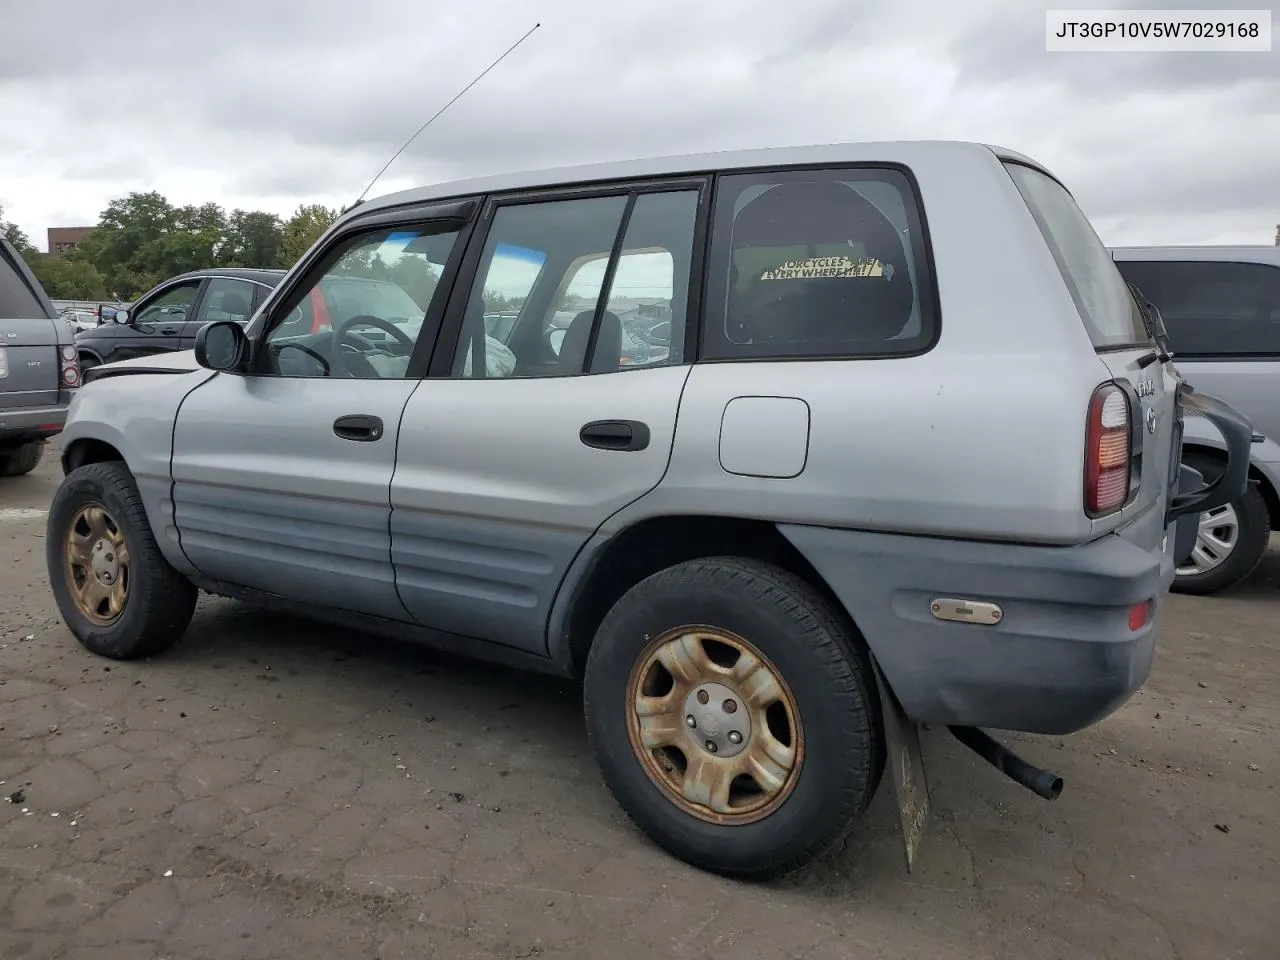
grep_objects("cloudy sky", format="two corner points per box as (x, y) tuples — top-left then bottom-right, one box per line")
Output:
(1, 0), (1276, 251)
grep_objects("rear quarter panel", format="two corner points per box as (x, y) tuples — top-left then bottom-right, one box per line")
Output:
(606, 144), (1116, 545)
(59, 370), (215, 577)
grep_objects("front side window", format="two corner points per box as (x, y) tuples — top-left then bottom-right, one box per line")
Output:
(449, 188), (698, 378)
(702, 167), (933, 361)
(263, 223), (460, 379)
(135, 282), (199, 324)
(197, 278), (255, 324)
(1005, 163), (1148, 351)
(1115, 259), (1280, 357)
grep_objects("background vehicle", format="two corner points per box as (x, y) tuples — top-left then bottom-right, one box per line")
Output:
(0, 237), (79, 477)
(1113, 246), (1280, 594)
(49, 142), (1247, 880)
(59, 308), (100, 334)
(75, 268), (284, 370)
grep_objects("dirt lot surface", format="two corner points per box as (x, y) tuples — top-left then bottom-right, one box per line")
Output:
(2, 441), (1277, 959)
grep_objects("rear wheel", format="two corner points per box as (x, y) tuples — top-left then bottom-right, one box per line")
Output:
(47, 461), (198, 659)
(0, 441), (44, 477)
(1173, 452), (1270, 595)
(583, 557), (884, 880)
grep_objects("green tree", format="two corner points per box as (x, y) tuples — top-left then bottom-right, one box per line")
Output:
(222, 210), (285, 267)
(281, 204), (338, 266)
(0, 206), (36, 257)
(27, 255), (109, 300)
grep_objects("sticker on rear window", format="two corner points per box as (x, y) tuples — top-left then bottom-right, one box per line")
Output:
(760, 256), (887, 281)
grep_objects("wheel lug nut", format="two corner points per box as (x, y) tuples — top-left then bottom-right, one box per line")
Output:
(696, 690), (709, 705)
(723, 699), (737, 714)
(686, 715), (697, 728)
(705, 740), (718, 753)
(728, 731), (742, 744)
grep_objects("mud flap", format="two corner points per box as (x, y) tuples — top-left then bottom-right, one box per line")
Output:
(872, 660), (931, 872)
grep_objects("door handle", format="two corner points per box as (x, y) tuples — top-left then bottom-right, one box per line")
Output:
(162, 328), (177, 335)
(333, 414), (385, 442)
(580, 419), (650, 452)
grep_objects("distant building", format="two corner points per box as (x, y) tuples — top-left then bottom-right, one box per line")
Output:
(47, 226), (96, 255)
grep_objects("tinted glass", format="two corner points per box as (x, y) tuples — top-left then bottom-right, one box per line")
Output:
(1115, 259), (1280, 357)
(702, 167), (933, 360)
(1005, 163), (1148, 350)
(264, 223), (460, 379)
(135, 283), (199, 324)
(0, 244), (47, 320)
(197, 278), (256, 323)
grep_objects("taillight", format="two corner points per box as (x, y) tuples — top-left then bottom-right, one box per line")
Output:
(1085, 383), (1131, 516)
(60, 346), (80, 388)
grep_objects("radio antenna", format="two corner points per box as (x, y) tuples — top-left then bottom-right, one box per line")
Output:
(351, 21), (542, 208)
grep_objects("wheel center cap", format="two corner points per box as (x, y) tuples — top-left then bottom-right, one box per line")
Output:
(91, 539), (119, 583)
(683, 682), (750, 758)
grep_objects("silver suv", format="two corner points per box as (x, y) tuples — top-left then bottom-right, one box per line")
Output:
(1, 237), (79, 477)
(46, 142), (1249, 879)
(1113, 246), (1280, 594)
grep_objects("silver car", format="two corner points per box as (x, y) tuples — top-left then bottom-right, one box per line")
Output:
(46, 142), (1249, 879)
(1113, 246), (1280, 594)
(1, 237), (79, 477)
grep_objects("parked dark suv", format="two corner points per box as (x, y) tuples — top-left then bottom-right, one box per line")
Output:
(0, 237), (78, 477)
(75, 268), (286, 370)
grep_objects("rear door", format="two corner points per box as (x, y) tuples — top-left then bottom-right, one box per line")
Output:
(1114, 258), (1280, 444)
(389, 183), (705, 655)
(1004, 163), (1178, 546)
(0, 238), (63, 412)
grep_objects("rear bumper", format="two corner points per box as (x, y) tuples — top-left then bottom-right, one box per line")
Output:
(0, 402), (69, 441)
(778, 523), (1168, 736)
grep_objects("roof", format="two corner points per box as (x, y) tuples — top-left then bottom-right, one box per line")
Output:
(172, 267), (287, 285)
(354, 140), (1052, 218)
(1110, 245), (1280, 266)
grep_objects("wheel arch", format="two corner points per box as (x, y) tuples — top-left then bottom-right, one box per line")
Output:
(61, 437), (126, 476)
(1182, 442), (1280, 531)
(550, 514), (859, 677)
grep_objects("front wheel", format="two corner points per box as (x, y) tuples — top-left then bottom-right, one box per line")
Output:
(1173, 453), (1270, 595)
(47, 461), (198, 659)
(583, 557), (884, 880)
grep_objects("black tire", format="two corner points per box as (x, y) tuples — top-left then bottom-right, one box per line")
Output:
(47, 461), (198, 659)
(583, 557), (884, 880)
(78, 353), (100, 370)
(1172, 452), (1271, 596)
(0, 441), (43, 477)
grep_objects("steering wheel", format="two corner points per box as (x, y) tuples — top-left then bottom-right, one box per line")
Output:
(332, 314), (416, 378)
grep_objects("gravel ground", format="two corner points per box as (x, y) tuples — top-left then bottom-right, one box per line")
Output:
(2, 440), (1277, 959)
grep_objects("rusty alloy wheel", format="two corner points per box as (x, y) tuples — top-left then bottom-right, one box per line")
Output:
(625, 625), (804, 825)
(62, 503), (131, 627)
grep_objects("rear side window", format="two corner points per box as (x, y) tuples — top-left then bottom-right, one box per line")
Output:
(1115, 259), (1280, 358)
(0, 244), (49, 320)
(1005, 162), (1147, 351)
(701, 167), (935, 360)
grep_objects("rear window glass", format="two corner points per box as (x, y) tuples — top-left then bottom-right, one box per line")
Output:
(1115, 259), (1280, 358)
(701, 167), (936, 360)
(0, 244), (49, 320)
(1004, 162), (1148, 351)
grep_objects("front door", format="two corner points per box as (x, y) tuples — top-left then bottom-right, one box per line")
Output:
(169, 214), (470, 620)
(390, 184), (705, 654)
(180, 276), (259, 349)
(114, 278), (204, 362)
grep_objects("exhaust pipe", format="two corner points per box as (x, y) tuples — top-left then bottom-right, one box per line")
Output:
(949, 726), (1064, 800)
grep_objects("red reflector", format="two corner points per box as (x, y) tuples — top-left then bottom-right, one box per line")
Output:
(1128, 600), (1153, 631)
(37, 423), (62, 433)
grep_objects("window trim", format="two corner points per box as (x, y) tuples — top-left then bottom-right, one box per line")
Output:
(247, 201), (480, 379)
(425, 176), (712, 380)
(193, 276), (258, 325)
(1117, 258), (1280, 361)
(697, 161), (942, 364)
(131, 277), (205, 326)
